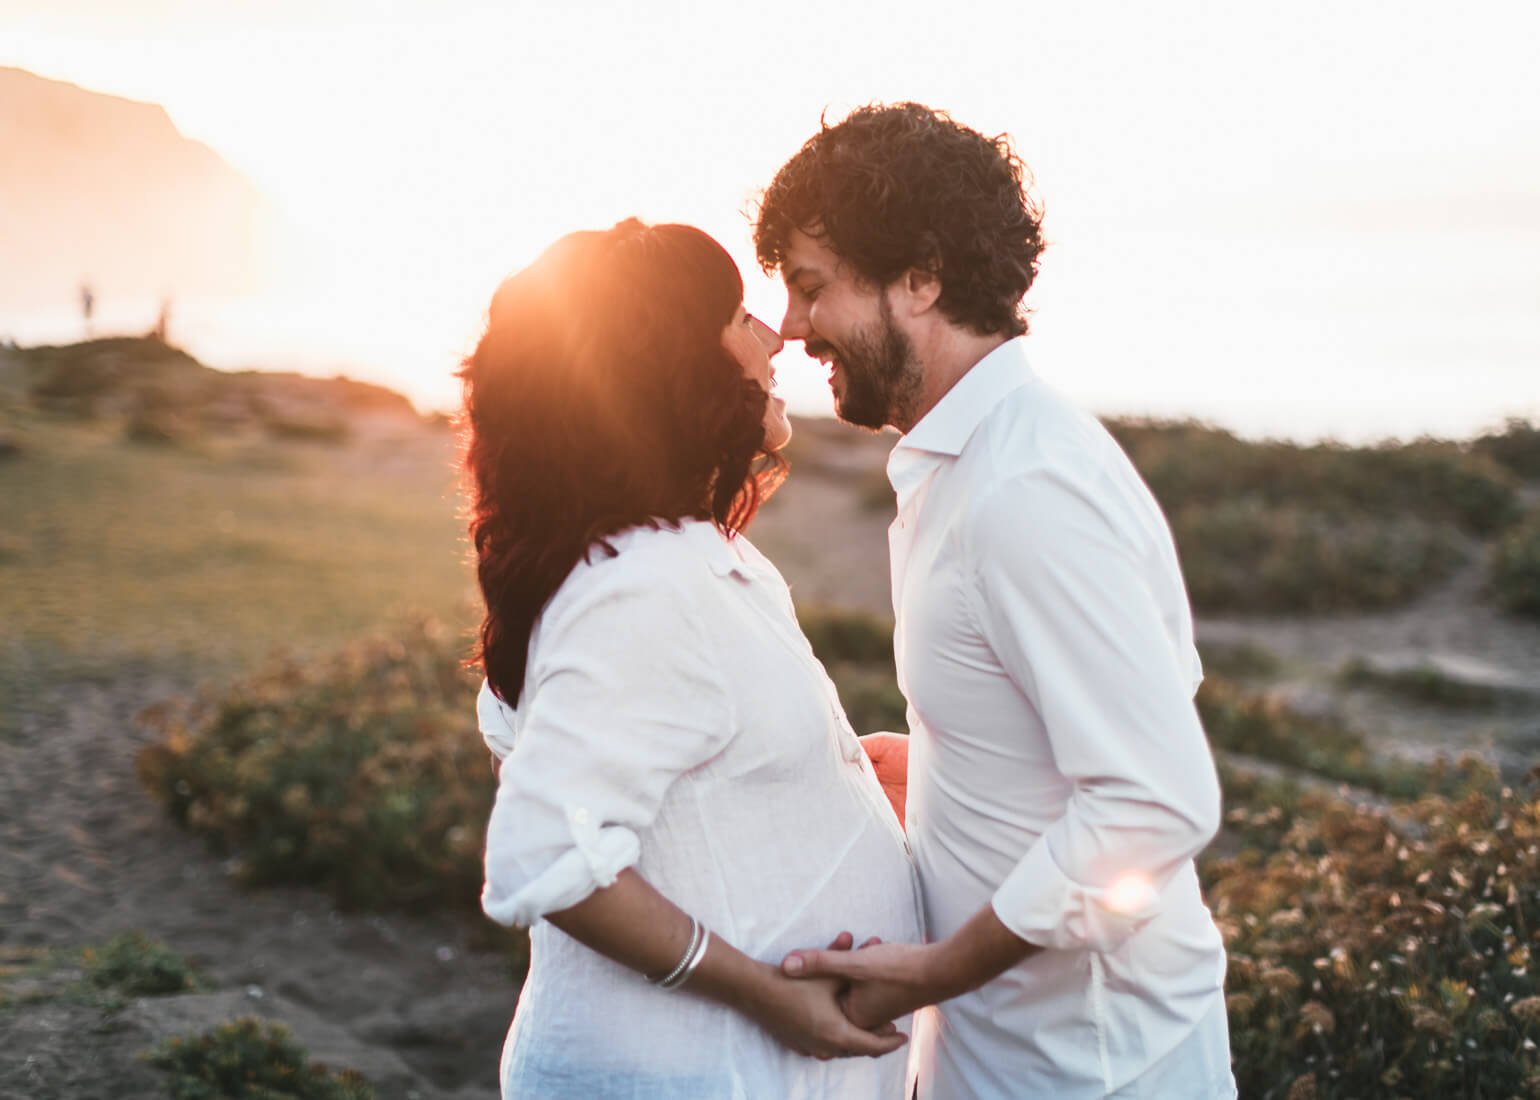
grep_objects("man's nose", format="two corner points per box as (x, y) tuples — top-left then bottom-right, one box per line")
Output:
(779, 299), (811, 342)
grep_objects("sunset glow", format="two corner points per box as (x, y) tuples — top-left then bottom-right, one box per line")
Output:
(4, 0), (1538, 438)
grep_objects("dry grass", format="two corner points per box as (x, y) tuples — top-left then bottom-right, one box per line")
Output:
(0, 415), (475, 739)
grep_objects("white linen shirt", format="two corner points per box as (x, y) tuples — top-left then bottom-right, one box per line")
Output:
(478, 520), (923, 1100)
(890, 338), (1229, 1099)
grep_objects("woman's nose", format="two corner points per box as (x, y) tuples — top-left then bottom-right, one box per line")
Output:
(751, 315), (785, 355)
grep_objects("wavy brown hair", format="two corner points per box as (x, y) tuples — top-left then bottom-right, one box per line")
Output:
(754, 102), (1046, 337)
(460, 219), (784, 706)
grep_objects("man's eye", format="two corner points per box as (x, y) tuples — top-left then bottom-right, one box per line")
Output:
(801, 285), (821, 302)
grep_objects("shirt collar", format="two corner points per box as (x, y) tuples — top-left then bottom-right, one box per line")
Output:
(887, 337), (1034, 496)
(681, 519), (754, 580)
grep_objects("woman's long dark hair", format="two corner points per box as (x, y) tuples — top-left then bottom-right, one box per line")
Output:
(460, 219), (785, 706)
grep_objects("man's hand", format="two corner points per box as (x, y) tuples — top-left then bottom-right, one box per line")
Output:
(782, 939), (949, 1030)
(859, 732), (908, 825)
(783, 908), (1040, 1030)
(747, 932), (907, 1060)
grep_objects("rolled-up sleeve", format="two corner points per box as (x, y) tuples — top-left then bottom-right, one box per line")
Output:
(478, 560), (735, 928)
(968, 469), (1221, 953)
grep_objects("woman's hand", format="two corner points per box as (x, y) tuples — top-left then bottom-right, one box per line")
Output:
(783, 940), (941, 1030)
(734, 932), (906, 1060)
(744, 963), (908, 1060)
(860, 733), (908, 825)
(546, 874), (906, 1060)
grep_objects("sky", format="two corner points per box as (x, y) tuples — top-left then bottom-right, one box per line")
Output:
(4, 0), (1539, 439)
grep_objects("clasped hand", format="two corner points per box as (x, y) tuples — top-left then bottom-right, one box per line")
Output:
(782, 937), (938, 1032)
(751, 932), (909, 1061)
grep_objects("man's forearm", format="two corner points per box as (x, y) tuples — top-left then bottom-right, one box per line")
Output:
(927, 902), (1041, 1000)
(789, 901), (1043, 1028)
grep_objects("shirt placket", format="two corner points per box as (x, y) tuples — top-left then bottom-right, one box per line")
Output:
(731, 543), (913, 859)
(731, 570), (867, 767)
(888, 459), (941, 693)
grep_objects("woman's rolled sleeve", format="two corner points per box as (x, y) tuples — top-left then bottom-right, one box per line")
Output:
(477, 679), (519, 760)
(479, 557), (735, 928)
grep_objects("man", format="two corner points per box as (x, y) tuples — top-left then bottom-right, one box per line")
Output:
(754, 104), (1235, 1098)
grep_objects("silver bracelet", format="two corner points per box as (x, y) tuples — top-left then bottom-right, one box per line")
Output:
(650, 917), (701, 988)
(662, 924), (710, 991)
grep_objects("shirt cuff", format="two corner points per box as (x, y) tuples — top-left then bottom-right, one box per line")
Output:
(482, 811), (642, 928)
(991, 834), (1164, 953)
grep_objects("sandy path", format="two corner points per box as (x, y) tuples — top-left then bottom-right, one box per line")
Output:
(0, 671), (512, 1100)
(1199, 548), (1540, 776)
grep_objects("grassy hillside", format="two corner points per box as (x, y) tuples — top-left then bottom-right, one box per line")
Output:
(0, 340), (473, 739)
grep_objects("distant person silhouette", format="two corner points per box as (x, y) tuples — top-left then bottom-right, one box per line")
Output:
(152, 297), (171, 343)
(80, 284), (95, 339)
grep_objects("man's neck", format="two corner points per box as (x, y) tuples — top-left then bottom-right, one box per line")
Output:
(892, 329), (1013, 434)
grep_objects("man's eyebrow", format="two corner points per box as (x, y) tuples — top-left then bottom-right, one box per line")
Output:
(783, 264), (822, 287)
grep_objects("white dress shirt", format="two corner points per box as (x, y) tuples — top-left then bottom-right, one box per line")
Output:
(478, 520), (923, 1099)
(889, 338), (1231, 1098)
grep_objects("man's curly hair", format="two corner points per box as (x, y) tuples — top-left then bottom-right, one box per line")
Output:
(754, 102), (1046, 337)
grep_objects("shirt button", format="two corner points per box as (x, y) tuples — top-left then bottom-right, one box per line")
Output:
(572, 807), (590, 825)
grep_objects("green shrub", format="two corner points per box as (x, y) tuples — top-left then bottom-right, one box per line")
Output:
(125, 407), (191, 447)
(1107, 419), (1520, 535)
(1341, 441), (1521, 535)
(1475, 419), (1540, 481)
(262, 412), (350, 444)
(1103, 420), (1522, 612)
(1338, 658), (1503, 710)
(1199, 640), (1282, 680)
(24, 337), (208, 419)
(142, 1018), (374, 1100)
(84, 932), (200, 996)
(1196, 677), (1449, 799)
(1173, 501), (1464, 614)
(796, 605), (896, 670)
(137, 617), (492, 910)
(825, 662), (909, 733)
(1202, 770), (1540, 1099)
(1491, 513), (1540, 618)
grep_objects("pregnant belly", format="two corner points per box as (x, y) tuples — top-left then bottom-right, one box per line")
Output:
(748, 817), (922, 961)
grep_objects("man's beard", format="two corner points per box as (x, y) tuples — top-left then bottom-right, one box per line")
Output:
(829, 295), (921, 431)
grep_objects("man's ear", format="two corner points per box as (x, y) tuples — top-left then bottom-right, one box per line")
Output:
(899, 264), (943, 316)
(894, 234), (943, 317)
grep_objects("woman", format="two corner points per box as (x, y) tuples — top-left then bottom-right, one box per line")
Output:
(461, 219), (923, 1098)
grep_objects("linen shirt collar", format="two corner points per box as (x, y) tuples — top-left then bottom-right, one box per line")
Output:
(679, 519), (754, 580)
(886, 337), (1035, 505)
